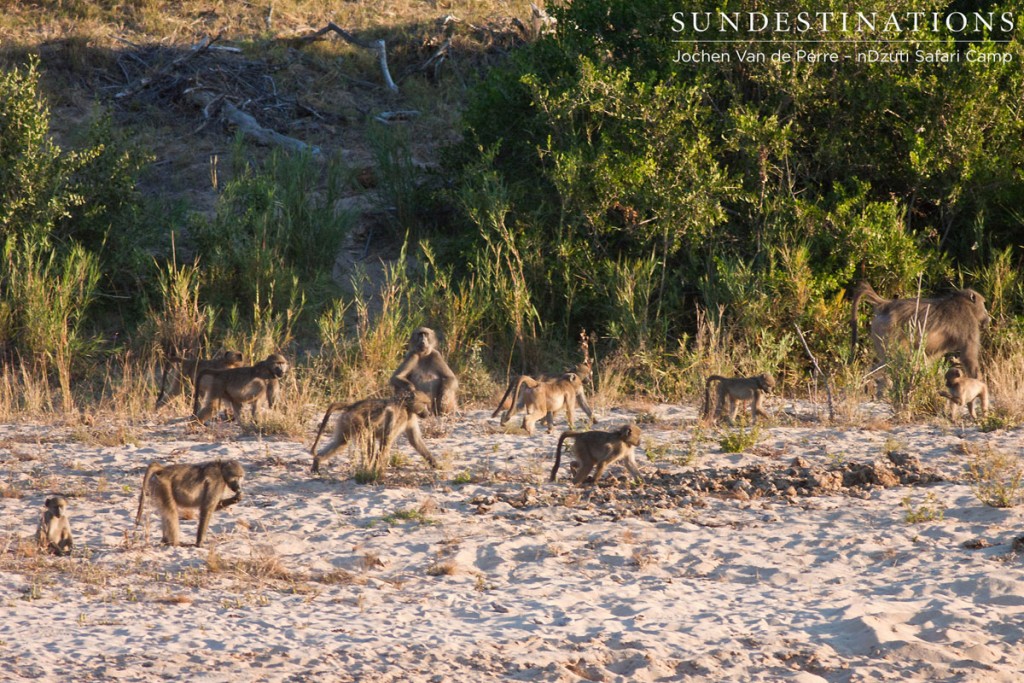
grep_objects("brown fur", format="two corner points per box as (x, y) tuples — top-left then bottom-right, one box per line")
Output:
(939, 366), (989, 419)
(850, 281), (990, 379)
(390, 327), (458, 415)
(36, 496), (73, 556)
(703, 374), (775, 424)
(155, 350), (244, 409)
(135, 460), (244, 547)
(310, 391), (437, 474)
(551, 424), (643, 485)
(491, 360), (593, 417)
(193, 354), (290, 425)
(500, 371), (595, 434)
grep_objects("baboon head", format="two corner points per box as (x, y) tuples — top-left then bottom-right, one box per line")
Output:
(221, 460), (245, 491)
(945, 366), (965, 383)
(409, 327), (437, 355)
(401, 390), (434, 418)
(758, 374), (777, 392)
(45, 496), (67, 517)
(617, 423), (642, 447)
(221, 350), (244, 364)
(262, 353), (290, 379)
(963, 289), (991, 326)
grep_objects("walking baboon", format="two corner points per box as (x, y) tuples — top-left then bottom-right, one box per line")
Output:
(155, 350), (245, 409)
(550, 423), (643, 485)
(850, 281), (990, 381)
(703, 374), (775, 424)
(310, 391), (438, 474)
(940, 366), (989, 419)
(135, 460), (244, 547)
(390, 327), (458, 415)
(193, 354), (290, 425)
(501, 372), (595, 435)
(36, 496), (73, 556)
(491, 360), (593, 417)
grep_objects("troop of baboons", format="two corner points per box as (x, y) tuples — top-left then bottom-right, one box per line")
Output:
(31, 280), (995, 553)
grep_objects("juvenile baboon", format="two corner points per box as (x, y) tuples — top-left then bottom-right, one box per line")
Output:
(310, 391), (438, 474)
(36, 496), (73, 556)
(390, 327), (458, 416)
(155, 350), (245, 409)
(703, 374), (775, 425)
(550, 423), (643, 485)
(850, 281), (990, 380)
(134, 459), (244, 547)
(491, 360), (593, 417)
(193, 354), (290, 425)
(500, 371), (595, 435)
(940, 366), (989, 419)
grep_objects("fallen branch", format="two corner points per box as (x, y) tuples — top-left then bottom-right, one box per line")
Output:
(292, 22), (399, 93)
(185, 88), (320, 155)
(795, 324), (835, 421)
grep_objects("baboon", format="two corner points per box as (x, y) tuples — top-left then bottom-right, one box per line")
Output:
(703, 374), (775, 425)
(155, 350), (245, 409)
(500, 372), (595, 435)
(850, 281), (990, 381)
(940, 366), (989, 419)
(310, 391), (438, 474)
(491, 360), (593, 417)
(390, 327), (458, 416)
(550, 423), (643, 485)
(36, 496), (73, 556)
(134, 459), (244, 547)
(193, 354), (290, 425)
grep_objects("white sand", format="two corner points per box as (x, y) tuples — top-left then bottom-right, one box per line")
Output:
(2, 400), (1023, 682)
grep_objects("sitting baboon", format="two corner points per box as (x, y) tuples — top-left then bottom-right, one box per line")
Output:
(500, 371), (595, 435)
(940, 366), (989, 419)
(850, 281), (990, 382)
(36, 496), (73, 556)
(310, 391), (437, 474)
(703, 374), (775, 425)
(550, 423), (643, 485)
(491, 360), (593, 416)
(135, 460), (244, 547)
(390, 327), (458, 416)
(193, 354), (290, 425)
(155, 350), (245, 409)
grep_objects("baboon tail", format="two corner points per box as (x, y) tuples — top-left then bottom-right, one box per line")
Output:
(491, 378), (517, 419)
(850, 281), (888, 362)
(504, 376), (530, 425)
(135, 462), (162, 525)
(703, 376), (724, 419)
(310, 402), (346, 455)
(551, 431), (582, 482)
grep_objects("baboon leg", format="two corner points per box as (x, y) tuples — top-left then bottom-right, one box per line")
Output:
(195, 491), (217, 548)
(980, 388), (989, 415)
(405, 425), (438, 468)
(573, 460), (595, 486)
(713, 393), (727, 424)
(229, 400), (244, 422)
(591, 461), (609, 484)
(564, 403), (576, 431)
(523, 410), (545, 435)
(155, 479), (179, 545)
(725, 397), (739, 425)
(624, 454), (643, 480)
(545, 411), (557, 434)
(313, 434), (350, 474)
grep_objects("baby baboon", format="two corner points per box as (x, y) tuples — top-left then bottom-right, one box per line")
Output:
(155, 350), (245, 409)
(940, 366), (989, 419)
(500, 371), (595, 435)
(390, 327), (458, 416)
(491, 360), (593, 417)
(193, 353), (290, 425)
(550, 423), (643, 485)
(850, 281), (990, 380)
(310, 391), (438, 474)
(36, 496), (73, 556)
(135, 459), (244, 547)
(703, 374), (775, 425)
